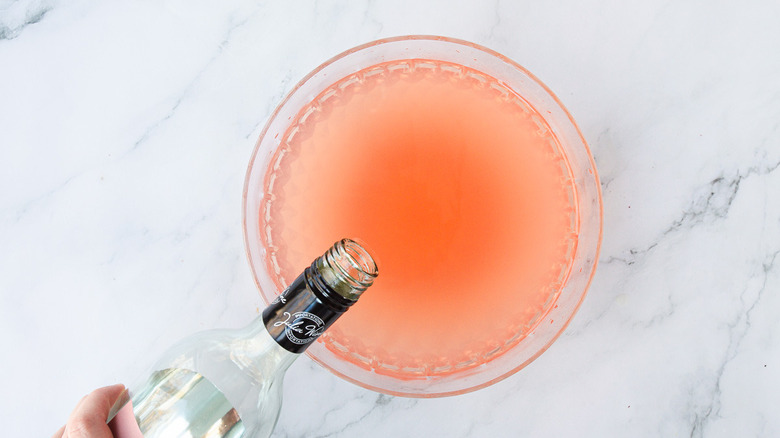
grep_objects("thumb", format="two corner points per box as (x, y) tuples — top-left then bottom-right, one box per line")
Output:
(64, 384), (126, 438)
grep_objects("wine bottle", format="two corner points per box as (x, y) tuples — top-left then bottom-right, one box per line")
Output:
(107, 238), (378, 437)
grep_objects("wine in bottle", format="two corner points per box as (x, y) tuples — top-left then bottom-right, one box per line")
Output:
(107, 238), (378, 437)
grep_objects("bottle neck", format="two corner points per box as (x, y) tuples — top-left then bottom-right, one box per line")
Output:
(263, 239), (377, 354)
(261, 239), (378, 354)
(261, 269), (348, 354)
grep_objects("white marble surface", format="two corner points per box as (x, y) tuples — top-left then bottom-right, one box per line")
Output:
(2, 0), (779, 436)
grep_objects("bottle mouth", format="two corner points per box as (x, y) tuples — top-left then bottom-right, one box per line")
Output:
(319, 238), (379, 301)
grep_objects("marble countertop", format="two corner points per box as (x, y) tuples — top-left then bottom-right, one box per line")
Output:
(2, 1), (779, 436)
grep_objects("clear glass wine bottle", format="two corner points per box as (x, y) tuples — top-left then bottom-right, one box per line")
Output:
(106, 238), (378, 438)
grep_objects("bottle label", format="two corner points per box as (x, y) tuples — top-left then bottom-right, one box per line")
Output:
(273, 310), (326, 345)
(263, 274), (342, 353)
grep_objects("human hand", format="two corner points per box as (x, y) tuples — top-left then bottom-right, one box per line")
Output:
(53, 384), (126, 438)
